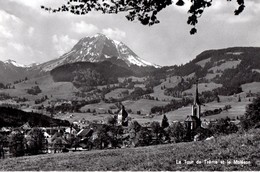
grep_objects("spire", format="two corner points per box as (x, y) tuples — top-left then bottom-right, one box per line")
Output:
(194, 79), (200, 105)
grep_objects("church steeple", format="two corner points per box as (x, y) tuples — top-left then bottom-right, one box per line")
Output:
(192, 79), (201, 119)
(194, 79), (201, 105)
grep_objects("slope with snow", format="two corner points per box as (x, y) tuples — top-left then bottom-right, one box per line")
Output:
(37, 33), (160, 71)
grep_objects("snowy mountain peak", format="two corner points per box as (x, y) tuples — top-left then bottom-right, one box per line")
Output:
(4, 59), (26, 68)
(39, 34), (160, 71)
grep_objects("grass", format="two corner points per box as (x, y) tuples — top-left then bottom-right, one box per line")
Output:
(0, 74), (79, 101)
(241, 82), (260, 93)
(122, 99), (169, 114)
(165, 98), (250, 122)
(150, 76), (182, 101)
(183, 82), (222, 94)
(105, 88), (133, 99)
(1, 129), (260, 171)
(55, 98), (251, 125)
(209, 60), (241, 73)
(196, 57), (211, 67)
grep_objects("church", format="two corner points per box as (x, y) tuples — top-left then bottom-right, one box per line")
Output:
(185, 80), (202, 140)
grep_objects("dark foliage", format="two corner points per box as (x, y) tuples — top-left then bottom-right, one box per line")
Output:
(161, 114), (169, 129)
(8, 130), (25, 157)
(27, 86), (42, 95)
(41, 0), (245, 34)
(208, 117), (238, 135)
(25, 128), (46, 155)
(135, 127), (152, 147)
(50, 61), (133, 89)
(167, 122), (186, 143)
(0, 107), (70, 127)
(240, 97), (260, 130)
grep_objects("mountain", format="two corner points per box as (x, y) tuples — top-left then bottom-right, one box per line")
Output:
(37, 33), (160, 72)
(0, 60), (29, 84)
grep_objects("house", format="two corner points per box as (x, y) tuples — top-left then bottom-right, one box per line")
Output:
(20, 122), (32, 133)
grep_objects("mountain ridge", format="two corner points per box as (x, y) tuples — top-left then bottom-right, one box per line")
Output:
(35, 33), (160, 72)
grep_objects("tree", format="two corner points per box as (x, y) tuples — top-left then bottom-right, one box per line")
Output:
(238, 95), (241, 102)
(135, 128), (152, 146)
(0, 133), (5, 159)
(208, 117), (238, 135)
(25, 128), (46, 155)
(161, 114), (169, 129)
(95, 124), (111, 149)
(241, 97), (260, 130)
(42, 0), (245, 34)
(150, 121), (163, 144)
(128, 120), (142, 138)
(168, 122), (186, 143)
(9, 130), (25, 157)
(106, 115), (117, 126)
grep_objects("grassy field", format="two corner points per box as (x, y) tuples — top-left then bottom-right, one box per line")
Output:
(0, 74), (79, 101)
(105, 88), (133, 99)
(54, 98), (251, 126)
(241, 82), (260, 93)
(183, 82), (222, 94)
(150, 76), (182, 101)
(1, 129), (260, 171)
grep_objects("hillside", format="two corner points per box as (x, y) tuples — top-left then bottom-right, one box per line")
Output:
(0, 107), (70, 127)
(167, 47), (260, 97)
(50, 61), (133, 89)
(1, 129), (259, 170)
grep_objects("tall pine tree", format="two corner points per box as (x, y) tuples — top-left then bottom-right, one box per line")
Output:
(161, 114), (169, 129)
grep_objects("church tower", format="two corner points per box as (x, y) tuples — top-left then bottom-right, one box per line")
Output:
(192, 80), (201, 119)
(185, 79), (202, 140)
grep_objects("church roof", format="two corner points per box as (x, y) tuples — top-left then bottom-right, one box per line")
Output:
(185, 115), (200, 122)
(118, 106), (128, 118)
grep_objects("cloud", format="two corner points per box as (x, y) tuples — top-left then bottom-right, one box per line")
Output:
(0, 10), (23, 39)
(0, 47), (5, 54)
(0, 25), (13, 38)
(8, 42), (24, 51)
(28, 27), (35, 36)
(52, 34), (77, 56)
(102, 28), (126, 40)
(73, 21), (99, 35)
(9, 0), (64, 10)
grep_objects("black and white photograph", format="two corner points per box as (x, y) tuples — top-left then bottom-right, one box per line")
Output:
(0, 0), (260, 171)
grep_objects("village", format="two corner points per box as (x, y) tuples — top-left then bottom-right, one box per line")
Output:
(0, 82), (241, 159)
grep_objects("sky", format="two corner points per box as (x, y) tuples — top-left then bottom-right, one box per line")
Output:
(0, 0), (260, 66)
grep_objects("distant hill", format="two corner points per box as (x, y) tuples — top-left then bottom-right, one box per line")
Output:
(0, 106), (70, 127)
(50, 61), (133, 89)
(168, 47), (260, 96)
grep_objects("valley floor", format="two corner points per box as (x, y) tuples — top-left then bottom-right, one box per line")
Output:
(1, 129), (260, 171)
